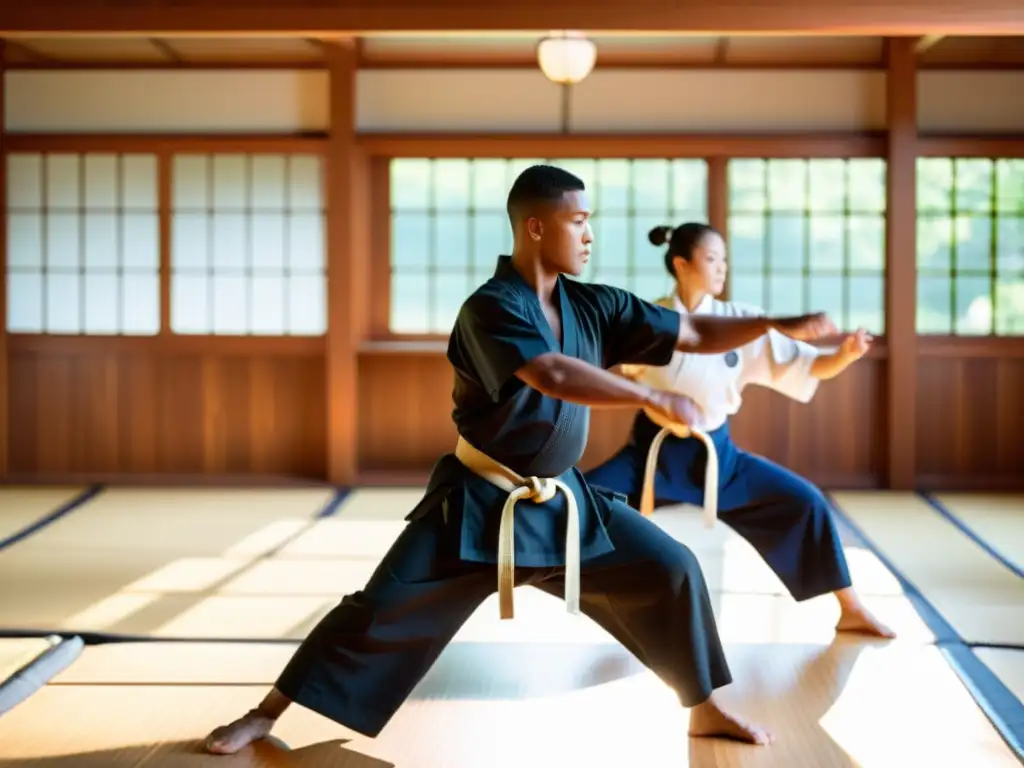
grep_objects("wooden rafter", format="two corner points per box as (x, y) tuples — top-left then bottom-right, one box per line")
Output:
(3, 1), (1024, 35)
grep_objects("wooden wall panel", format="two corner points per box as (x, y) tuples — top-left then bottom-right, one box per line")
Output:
(357, 353), (456, 473)
(730, 358), (885, 487)
(578, 410), (636, 472)
(7, 340), (326, 480)
(916, 353), (1024, 489)
(7, 338), (1019, 491)
(355, 351), (885, 488)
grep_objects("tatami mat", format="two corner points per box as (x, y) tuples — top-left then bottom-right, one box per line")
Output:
(50, 641), (299, 686)
(0, 638), (56, 681)
(330, 488), (429, 521)
(830, 491), (1024, 647)
(0, 486), (931, 644)
(0, 486), (90, 548)
(4, 638), (1019, 767)
(0, 487), (343, 638)
(48, 575), (937, 689)
(193, 493), (932, 643)
(931, 493), (1024, 574)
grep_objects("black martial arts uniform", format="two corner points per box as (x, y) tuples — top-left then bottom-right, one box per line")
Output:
(274, 256), (732, 738)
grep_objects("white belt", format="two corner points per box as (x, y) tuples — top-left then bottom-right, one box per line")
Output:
(639, 415), (719, 528)
(454, 437), (581, 621)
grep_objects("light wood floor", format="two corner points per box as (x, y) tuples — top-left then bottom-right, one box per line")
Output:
(0, 487), (1020, 767)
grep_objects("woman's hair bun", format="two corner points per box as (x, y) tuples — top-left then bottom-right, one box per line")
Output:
(648, 225), (673, 247)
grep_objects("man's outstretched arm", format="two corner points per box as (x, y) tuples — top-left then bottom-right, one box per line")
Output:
(677, 312), (838, 354)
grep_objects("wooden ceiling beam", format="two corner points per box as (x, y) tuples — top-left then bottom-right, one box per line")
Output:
(3, 40), (56, 63)
(2, 1), (1023, 35)
(3, 59), (326, 70)
(915, 35), (945, 54)
(712, 37), (730, 64)
(354, 57), (884, 70)
(149, 38), (183, 63)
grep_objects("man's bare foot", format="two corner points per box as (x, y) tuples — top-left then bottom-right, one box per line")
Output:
(687, 697), (774, 745)
(205, 709), (277, 755)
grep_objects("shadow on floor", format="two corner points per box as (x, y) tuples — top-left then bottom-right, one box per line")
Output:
(0, 738), (392, 768)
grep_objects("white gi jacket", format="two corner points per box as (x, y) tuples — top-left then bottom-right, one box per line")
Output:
(623, 293), (825, 433)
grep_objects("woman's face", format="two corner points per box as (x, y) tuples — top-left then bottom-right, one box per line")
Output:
(672, 231), (728, 297)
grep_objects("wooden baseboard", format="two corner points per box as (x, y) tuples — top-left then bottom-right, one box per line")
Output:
(916, 474), (1024, 492)
(802, 472), (883, 490)
(0, 472), (332, 488)
(354, 468), (882, 490)
(356, 469), (432, 487)
(10, 471), (1016, 493)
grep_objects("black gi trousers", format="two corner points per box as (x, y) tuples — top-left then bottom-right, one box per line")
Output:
(275, 498), (731, 738)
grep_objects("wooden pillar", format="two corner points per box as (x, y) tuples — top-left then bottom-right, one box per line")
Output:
(707, 156), (729, 299)
(0, 44), (7, 477)
(884, 37), (918, 490)
(325, 39), (368, 485)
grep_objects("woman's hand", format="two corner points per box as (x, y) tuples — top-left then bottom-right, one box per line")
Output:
(838, 328), (872, 362)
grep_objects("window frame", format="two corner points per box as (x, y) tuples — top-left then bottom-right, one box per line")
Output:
(363, 133), (888, 345)
(914, 139), (1024, 338)
(725, 156), (890, 335)
(3, 134), (327, 346)
(5, 148), (163, 337)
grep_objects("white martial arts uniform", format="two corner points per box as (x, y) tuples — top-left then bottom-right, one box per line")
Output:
(585, 291), (853, 603)
(621, 293), (826, 432)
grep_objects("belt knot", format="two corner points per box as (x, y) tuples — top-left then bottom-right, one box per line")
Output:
(521, 476), (558, 503)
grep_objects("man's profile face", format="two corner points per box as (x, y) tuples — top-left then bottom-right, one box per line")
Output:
(535, 189), (593, 277)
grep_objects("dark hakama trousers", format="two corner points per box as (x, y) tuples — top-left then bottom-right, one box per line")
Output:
(585, 412), (852, 603)
(274, 495), (731, 737)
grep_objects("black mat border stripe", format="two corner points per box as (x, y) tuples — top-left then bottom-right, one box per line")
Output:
(0, 485), (352, 646)
(0, 485), (104, 553)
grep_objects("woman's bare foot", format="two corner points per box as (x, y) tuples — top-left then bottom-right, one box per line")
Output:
(836, 606), (896, 638)
(205, 709), (277, 754)
(834, 588), (896, 638)
(687, 696), (774, 745)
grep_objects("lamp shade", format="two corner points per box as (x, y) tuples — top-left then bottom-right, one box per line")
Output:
(537, 34), (597, 85)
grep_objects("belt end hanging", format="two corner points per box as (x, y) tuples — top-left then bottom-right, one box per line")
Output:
(564, 570), (581, 615)
(498, 581), (515, 620)
(639, 491), (655, 518)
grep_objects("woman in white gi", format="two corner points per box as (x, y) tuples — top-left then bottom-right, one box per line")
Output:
(584, 222), (894, 638)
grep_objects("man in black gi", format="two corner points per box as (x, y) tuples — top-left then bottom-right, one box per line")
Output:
(206, 164), (837, 753)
